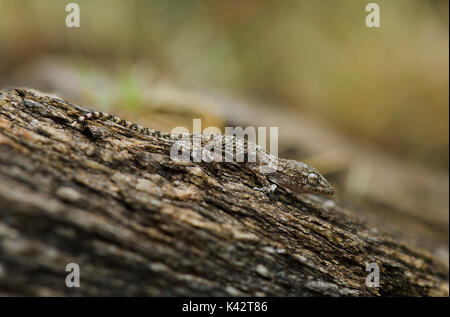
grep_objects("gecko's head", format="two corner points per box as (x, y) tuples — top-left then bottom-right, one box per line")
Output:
(270, 160), (335, 196)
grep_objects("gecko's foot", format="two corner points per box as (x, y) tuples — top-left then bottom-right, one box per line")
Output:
(253, 184), (277, 199)
(253, 184), (276, 193)
(268, 184), (277, 193)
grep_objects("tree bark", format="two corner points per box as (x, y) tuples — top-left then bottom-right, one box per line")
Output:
(0, 88), (447, 296)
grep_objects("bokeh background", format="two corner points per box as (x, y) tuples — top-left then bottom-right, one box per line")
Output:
(0, 0), (448, 261)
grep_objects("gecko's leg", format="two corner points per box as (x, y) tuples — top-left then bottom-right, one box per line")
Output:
(243, 163), (277, 197)
(252, 172), (277, 193)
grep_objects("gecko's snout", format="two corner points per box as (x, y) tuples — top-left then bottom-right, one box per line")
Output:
(316, 173), (335, 196)
(319, 177), (335, 196)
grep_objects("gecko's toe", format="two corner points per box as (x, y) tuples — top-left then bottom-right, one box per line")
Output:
(253, 184), (277, 200)
(252, 185), (276, 193)
(252, 186), (263, 192)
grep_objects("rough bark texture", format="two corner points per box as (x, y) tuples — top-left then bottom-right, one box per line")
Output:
(0, 88), (448, 296)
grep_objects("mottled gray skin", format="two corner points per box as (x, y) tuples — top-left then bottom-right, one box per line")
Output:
(71, 111), (335, 196)
(268, 159), (335, 196)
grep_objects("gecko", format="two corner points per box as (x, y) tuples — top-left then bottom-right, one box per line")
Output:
(70, 110), (335, 196)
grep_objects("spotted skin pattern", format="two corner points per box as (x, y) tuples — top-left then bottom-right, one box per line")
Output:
(71, 111), (335, 196)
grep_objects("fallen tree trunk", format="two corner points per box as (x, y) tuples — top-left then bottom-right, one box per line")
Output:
(0, 88), (447, 296)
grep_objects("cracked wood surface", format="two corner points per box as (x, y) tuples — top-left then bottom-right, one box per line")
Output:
(0, 88), (448, 296)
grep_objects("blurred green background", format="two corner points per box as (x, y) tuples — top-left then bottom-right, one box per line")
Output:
(0, 0), (448, 168)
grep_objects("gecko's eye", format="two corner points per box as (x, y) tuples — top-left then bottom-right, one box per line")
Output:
(307, 173), (319, 185)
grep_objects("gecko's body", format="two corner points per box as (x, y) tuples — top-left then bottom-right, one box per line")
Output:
(71, 111), (335, 196)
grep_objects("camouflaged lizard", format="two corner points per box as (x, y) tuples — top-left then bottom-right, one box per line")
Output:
(70, 110), (335, 196)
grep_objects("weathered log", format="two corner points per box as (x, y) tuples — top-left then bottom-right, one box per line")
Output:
(0, 88), (447, 296)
